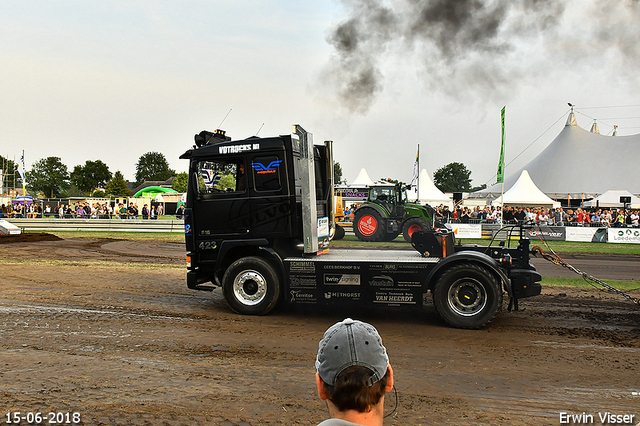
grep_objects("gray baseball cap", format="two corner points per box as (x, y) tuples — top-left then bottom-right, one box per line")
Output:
(315, 318), (389, 387)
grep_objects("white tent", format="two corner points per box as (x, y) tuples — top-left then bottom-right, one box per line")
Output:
(584, 190), (640, 208)
(350, 168), (375, 187)
(493, 170), (560, 208)
(477, 110), (640, 199)
(408, 169), (452, 207)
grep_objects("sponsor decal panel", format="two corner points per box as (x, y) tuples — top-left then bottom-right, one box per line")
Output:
(289, 290), (317, 304)
(324, 291), (361, 300)
(290, 275), (317, 288)
(374, 291), (416, 305)
(324, 274), (361, 286)
(289, 261), (315, 273)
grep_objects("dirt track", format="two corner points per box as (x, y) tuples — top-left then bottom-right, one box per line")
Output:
(1, 235), (639, 425)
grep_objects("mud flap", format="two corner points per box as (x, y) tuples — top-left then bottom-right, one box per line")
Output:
(508, 269), (542, 311)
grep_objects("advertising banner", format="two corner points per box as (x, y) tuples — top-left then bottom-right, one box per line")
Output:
(608, 227), (640, 244)
(447, 223), (482, 239)
(526, 226), (566, 241)
(565, 227), (608, 243)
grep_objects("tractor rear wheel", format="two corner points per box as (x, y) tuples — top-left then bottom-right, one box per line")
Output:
(403, 217), (431, 242)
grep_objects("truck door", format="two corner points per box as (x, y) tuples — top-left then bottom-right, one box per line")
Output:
(248, 152), (293, 237)
(191, 157), (252, 238)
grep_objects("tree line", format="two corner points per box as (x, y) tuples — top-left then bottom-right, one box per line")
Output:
(1, 152), (188, 198)
(2, 153), (485, 199)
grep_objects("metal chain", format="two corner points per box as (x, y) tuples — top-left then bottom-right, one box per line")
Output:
(532, 245), (640, 306)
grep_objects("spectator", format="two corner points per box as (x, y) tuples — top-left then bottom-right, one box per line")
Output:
(537, 208), (549, 225)
(127, 202), (138, 219)
(315, 318), (394, 426)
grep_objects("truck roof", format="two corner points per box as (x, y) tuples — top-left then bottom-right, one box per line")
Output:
(180, 134), (297, 160)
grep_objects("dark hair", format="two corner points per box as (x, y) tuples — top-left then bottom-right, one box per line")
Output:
(322, 365), (389, 413)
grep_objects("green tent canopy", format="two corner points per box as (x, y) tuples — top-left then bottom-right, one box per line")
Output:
(133, 186), (179, 198)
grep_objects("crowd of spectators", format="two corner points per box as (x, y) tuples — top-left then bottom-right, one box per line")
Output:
(0, 202), (168, 219)
(341, 203), (640, 228)
(433, 205), (640, 228)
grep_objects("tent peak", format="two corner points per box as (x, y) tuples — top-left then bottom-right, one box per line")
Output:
(590, 119), (600, 134)
(350, 168), (375, 187)
(565, 110), (577, 127)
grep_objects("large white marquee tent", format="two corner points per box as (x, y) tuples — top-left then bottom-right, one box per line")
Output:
(478, 110), (640, 200)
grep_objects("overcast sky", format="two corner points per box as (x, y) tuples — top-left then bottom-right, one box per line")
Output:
(1, 0), (639, 188)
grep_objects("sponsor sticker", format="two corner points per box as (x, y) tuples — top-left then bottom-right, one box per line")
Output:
(324, 274), (361, 286)
(252, 159), (282, 174)
(318, 217), (329, 238)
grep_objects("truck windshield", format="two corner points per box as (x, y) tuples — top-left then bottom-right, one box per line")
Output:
(195, 159), (246, 194)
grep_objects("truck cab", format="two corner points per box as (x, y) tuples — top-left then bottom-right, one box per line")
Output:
(180, 126), (334, 313)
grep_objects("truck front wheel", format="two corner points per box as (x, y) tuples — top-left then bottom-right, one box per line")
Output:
(222, 257), (280, 315)
(432, 263), (502, 329)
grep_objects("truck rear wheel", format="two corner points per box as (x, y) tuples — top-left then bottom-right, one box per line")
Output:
(403, 217), (430, 242)
(432, 263), (502, 329)
(222, 257), (280, 315)
(333, 224), (346, 240)
(354, 209), (387, 242)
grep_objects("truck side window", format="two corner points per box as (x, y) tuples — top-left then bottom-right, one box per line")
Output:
(196, 159), (246, 194)
(251, 156), (282, 192)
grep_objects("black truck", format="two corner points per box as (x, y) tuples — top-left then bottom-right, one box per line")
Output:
(180, 125), (542, 328)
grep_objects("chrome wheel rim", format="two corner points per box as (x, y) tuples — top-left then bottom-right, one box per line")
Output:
(447, 278), (487, 317)
(233, 270), (266, 306)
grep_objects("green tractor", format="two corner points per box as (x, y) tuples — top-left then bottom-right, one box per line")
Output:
(353, 182), (436, 242)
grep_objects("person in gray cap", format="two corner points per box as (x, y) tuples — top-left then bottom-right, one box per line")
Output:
(315, 318), (394, 426)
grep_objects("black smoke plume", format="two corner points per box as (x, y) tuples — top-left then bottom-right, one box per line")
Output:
(323, 0), (639, 113)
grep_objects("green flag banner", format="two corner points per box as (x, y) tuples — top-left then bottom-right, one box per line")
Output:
(497, 106), (506, 184)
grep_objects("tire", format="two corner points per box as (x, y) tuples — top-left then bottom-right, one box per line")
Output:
(222, 257), (281, 315)
(432, 263), (502, 329)
(333, 224), (346, 240)
(353, 208), (387, 242)
(403, 217), (431, 242)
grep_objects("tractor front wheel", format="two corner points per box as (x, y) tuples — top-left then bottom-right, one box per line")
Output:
(354, 209), (387, 242)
